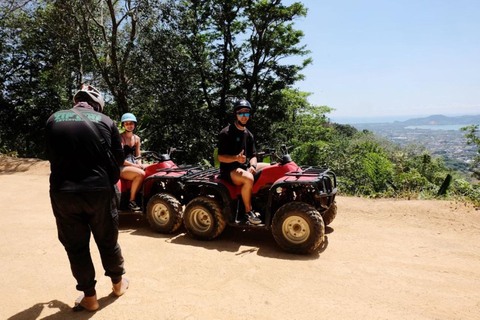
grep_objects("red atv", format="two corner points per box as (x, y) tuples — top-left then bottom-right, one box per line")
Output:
(115, 148), (201, 233)
(181, 146), (337, 254)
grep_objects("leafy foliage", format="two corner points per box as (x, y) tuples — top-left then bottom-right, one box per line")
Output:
(1, 0), (479, 206)
(0, 1), (75, 157)
(461, 124), (480, 180)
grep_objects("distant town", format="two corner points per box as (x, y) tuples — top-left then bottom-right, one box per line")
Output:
(348, 114), (480, 174)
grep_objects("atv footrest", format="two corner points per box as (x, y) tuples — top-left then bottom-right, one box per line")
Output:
(118, 209), (143, 215)
(233, 220), (266, 228)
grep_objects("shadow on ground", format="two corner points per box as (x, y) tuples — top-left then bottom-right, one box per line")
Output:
(7, 293), (122, 320)
(0, 156), (46, 174)
(119, 212), (333, 260)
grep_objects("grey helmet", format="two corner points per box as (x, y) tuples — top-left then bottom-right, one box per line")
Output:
(73, 84), (105, 112)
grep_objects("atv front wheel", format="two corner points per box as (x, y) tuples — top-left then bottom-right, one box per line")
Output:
(321, 201), (337, 226)
(183, 196), (226, 240)
(272, 202), (325, 254)
(146, 193), (183, 233)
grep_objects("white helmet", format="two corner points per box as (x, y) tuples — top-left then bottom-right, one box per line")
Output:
(73, 84), (105, 112)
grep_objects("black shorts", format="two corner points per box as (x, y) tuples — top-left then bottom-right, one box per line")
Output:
(220, 164), (248, 184)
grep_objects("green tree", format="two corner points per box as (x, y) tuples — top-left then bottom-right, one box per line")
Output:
(129, 6), (212, 163)
(266, 88), (332, 148)
(57, 0), (143, 117)
(181, 0), (311, 131)
(461, 124), (480, 179)
(130, 0), (315, 163)
(0, 1), (77, 157)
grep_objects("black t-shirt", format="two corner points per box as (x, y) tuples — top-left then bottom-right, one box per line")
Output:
(218, 123), (256, 174)
(45, 103), (124, 192)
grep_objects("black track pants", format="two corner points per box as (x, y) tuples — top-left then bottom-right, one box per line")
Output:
(50, 189), (125, 294)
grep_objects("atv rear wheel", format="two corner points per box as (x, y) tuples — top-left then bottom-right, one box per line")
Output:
(183, 196), (226, 240)
(146, 193), (183, 233)
(321, 201), (337, 226)
(272, 202), (325, 254)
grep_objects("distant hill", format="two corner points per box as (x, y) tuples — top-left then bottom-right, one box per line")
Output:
(394, 114), (480, 126)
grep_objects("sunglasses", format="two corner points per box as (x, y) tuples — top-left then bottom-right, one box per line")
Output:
(236, 112), (250, 117)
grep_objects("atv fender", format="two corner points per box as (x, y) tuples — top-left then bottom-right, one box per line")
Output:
(184, 181), (236, 223)
(266, 171), (337, 226)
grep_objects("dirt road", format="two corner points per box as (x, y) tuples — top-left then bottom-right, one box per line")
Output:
(1, 156), (479, 319)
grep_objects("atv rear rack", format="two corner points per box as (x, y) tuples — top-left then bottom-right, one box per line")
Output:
(186, 168), (220, 180)
(154, 165), (204, 179)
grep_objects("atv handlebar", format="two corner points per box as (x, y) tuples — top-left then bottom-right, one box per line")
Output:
(133, 146), (183, 162)
(260, 145), (293, 164)
(134, 151), (166, 162)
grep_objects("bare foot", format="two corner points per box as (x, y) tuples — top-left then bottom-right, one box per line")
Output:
(112, 278), (130, 297)
(73, 294), (99, 312)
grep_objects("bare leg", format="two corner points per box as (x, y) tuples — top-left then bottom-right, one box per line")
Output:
(74, 294), (99, 312)
(256, 162), (270, 170)
(230, 168), (254, 212)
(120, 167), (145, 201)
(129, 174), (144, 201)
(112, 277), (130, 297)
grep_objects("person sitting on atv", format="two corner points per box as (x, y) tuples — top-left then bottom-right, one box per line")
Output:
(119, 113), (145, 211)
(217, 99), (269, 225)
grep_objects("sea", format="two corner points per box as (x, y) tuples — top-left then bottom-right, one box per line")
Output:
(331, 115), (416, 124)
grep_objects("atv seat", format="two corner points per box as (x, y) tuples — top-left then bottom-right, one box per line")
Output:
(217, 169), (265, 198)
(218, 169), (263, 183)
(117, 178), (133, 192)
(253, 170), (262, 183)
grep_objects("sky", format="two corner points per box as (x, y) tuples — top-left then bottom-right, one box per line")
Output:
(284, 0), (480, 123)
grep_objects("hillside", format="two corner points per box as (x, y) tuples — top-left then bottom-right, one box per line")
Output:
(395, 114), (480, 126)
(349, 114), (480, 127)
(348, 115), (479, 172)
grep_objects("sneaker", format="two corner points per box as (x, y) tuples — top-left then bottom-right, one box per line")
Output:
(128, 200), (140, 211)
(245, 210), (261, 225)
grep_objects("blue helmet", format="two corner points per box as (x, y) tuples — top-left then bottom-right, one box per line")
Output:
(121, 113), (137, 123)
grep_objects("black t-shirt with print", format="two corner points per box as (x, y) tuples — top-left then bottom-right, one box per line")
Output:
(218, 123), (256, 175)
(45, 103), (124, 192)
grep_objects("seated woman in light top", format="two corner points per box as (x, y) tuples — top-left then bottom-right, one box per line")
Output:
(119, 113), (145, 211)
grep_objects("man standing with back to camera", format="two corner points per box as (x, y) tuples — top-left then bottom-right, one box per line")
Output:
(45, 85), (129, 312)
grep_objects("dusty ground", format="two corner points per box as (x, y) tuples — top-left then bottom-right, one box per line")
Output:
(1, 155), (480, 320)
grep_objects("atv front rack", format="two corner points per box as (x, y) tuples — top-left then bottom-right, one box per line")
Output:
(286, 166), (331, 175)
(284, 166), (337, 195)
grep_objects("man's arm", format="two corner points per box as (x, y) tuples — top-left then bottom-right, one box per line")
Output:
(246, 130), (257, 172)
(218, 150), (246, 164)
(246, 156), (258, 174)
(249, 156), (258, 169)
